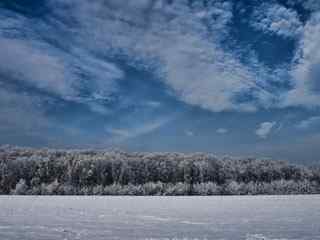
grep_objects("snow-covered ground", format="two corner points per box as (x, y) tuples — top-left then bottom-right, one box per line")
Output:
(0, 195), (319, 240)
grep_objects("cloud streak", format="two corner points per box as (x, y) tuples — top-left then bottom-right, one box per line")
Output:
(255, 121), (276, 139)
(284, 12), (320, 108)
(216, 128), (229, 134)
(105, 117), (172, 144)
(2, 0), (320, 113)
(296, 116), (320, 129)
(0, 7), (125, 114)
(48, 0), (280, 112)
(0, 0), (320, 153)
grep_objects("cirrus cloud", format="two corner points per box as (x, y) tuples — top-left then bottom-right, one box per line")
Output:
(283, 12), (320, 108)
(1, 0), (320, 115)
(255, 121), (277, 139)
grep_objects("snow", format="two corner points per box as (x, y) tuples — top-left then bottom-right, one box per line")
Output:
(0, 195), (319, 240)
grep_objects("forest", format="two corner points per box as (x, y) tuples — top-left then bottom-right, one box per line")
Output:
(1, 145), (320, 195)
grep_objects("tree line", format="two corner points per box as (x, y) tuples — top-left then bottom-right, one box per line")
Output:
(0, 145), (319, 195)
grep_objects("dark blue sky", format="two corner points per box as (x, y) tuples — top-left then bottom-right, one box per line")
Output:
(0, 0), (320, 164)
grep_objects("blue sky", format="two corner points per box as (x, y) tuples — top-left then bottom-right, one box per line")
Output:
(0, 0), (320, 164)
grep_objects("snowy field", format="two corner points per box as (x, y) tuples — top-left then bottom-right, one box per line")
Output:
(0, 195), (319, 240)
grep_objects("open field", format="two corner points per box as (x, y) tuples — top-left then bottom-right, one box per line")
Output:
(0, 195), (319, 240)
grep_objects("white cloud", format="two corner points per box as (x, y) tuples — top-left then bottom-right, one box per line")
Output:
(0, 7), (125, 115)
(48, 0), (276, 112)
(1, 0), (319, 114)
(283, 12), (320, 108)
(255, 121), (276, 139)
(67, 0), (317, 112)
(216, 128), (228, 134)
(105, 128), (131, 139)
(185, 130), (194, 137)
(144, 101), (161, 108)
(296, 116), (320, 129)
(0, 38), (74, 98)
(105, 117), (171, 143)
(0, 38), (124, 104)
(251, 3), (303, 38)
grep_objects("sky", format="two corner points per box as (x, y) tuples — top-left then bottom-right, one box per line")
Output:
(0, 0), (320, 164)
